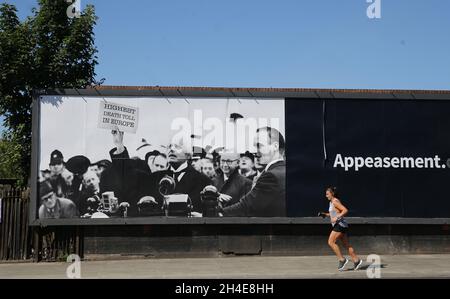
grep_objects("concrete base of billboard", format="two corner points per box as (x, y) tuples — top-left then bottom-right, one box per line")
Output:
(82, 224), (450, 259)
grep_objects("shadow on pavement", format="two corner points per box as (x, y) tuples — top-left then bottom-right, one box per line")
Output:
(342, 263), (388, 271)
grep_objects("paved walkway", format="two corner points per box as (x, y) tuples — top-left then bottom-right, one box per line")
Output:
(1, 254), (450, 279)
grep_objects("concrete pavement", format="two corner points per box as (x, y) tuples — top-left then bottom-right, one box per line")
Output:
(1, 254), (450, 279)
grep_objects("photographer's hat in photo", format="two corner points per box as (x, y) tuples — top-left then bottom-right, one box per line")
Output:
(66, 155), (91, 175)
(144, 149), (161, 161)
(192, 146), (206, 159)
(92, 159), (112, 169)
(39, 180), (54, 199)
(240, 151), (255, 162)
(49, 149), (64, 165)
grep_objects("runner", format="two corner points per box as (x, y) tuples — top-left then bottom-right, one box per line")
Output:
(319, 187), (363, 271)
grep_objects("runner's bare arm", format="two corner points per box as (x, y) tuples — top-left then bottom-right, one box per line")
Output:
(332, 198), (348, 218)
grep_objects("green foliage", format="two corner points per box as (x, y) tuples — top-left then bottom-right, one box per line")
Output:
(0, 0), (98, 185)
(0, 136), (22, 182)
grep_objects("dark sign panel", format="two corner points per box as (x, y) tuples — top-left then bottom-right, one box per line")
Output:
(286, 98), (450, 218)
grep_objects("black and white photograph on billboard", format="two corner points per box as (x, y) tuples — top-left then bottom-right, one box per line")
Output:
(38, 96), (285, 219)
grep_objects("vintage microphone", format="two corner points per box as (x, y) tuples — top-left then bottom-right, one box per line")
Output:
(159, 175), (176, 196)
(200, 185), (220, 217)
(159, 175), (192, 216)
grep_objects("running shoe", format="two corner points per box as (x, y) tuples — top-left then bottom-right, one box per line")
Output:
(338, 258), (348, 271)
(354, 259), (363, 270)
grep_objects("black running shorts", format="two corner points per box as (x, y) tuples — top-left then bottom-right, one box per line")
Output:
(332, 224), (348, 234)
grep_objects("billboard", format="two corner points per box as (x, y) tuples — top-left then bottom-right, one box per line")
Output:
(32, 91), (450, 224)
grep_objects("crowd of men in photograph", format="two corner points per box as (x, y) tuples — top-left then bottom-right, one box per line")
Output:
(38, 126), (286, 219)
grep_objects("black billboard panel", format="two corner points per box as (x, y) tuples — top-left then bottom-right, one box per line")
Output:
(286, 98), (450, 218)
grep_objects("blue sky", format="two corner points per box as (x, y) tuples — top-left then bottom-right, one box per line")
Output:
(1, 0), (450, 134)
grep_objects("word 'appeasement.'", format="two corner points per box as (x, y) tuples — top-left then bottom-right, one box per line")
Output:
(334, 154), (446, 171)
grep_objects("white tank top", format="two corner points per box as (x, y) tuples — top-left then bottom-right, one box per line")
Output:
(329, 200), (348, 228)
